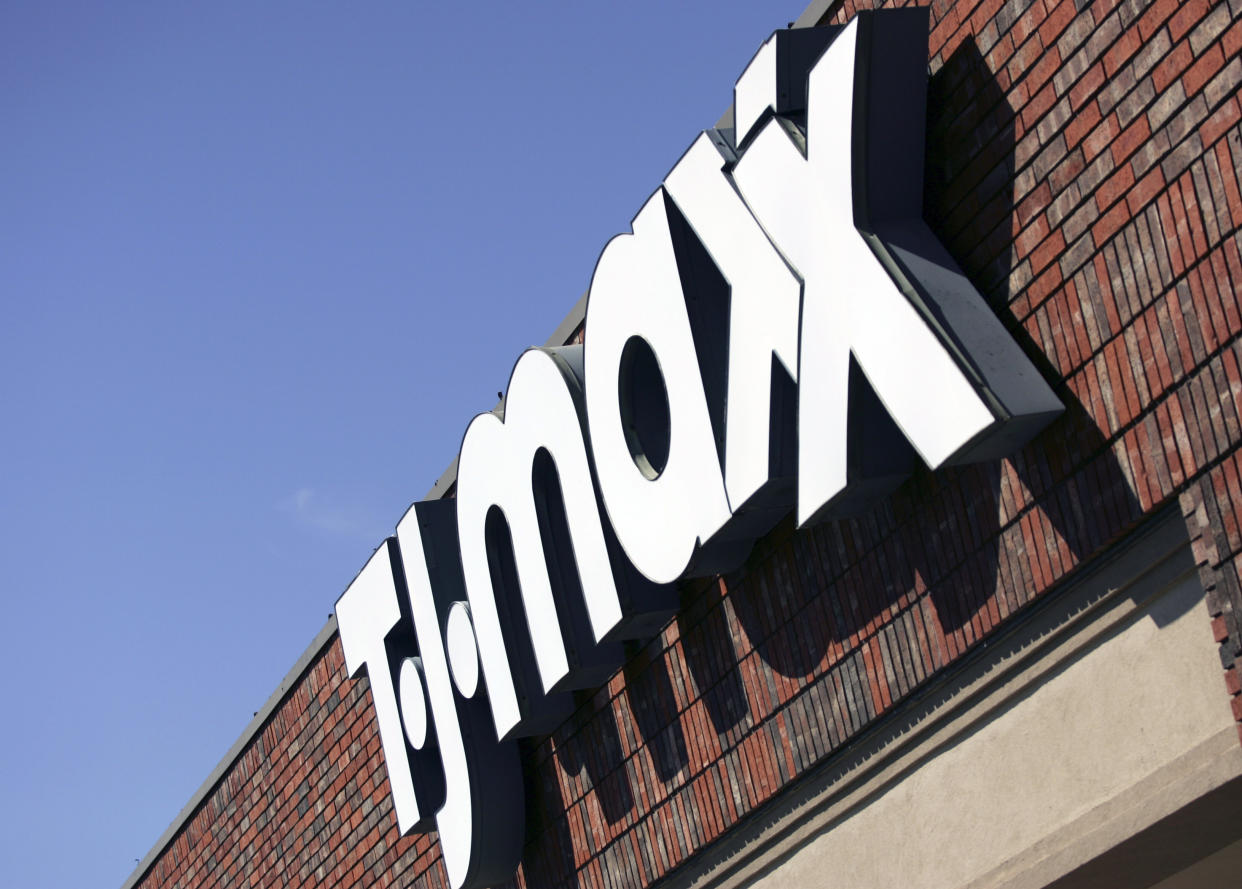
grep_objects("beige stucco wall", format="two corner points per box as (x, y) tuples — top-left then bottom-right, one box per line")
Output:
(749, 572), (1240, 889)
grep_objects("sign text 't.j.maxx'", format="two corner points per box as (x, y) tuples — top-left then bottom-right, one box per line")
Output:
(335, 10), (1063, 889)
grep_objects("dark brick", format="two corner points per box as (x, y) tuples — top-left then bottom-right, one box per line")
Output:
(1162, 132), (1206, 180)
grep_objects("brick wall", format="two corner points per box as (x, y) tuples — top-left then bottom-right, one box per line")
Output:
(910, 0), (1242, 739)
(130, 1), (1242, 888)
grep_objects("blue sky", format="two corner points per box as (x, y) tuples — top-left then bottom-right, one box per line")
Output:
(0, 3), (810, 887)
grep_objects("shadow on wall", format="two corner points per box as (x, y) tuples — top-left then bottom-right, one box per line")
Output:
(723, 35), (1145, 679)
(522, 36), (1150, 881)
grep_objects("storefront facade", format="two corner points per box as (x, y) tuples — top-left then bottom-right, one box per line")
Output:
(123, 1), (1242, 887)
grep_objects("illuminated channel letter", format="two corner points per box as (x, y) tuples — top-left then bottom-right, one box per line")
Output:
(730, 10), (1062, 525)
(456, 347), (628, 740)
(335, 540), (442, 833)
(663, 132), (803, 533)
(392, 500), (523, 889)
(584, 190), (733, 584)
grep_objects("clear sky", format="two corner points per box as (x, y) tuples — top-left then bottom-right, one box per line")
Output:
(0, 2), (801, 887)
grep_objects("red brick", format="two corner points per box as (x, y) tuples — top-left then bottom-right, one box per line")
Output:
(1010, 32), (1048, 86)
(1224, 237), (1242, 302)
(1187, 264), (1223, 354)
(1159, 402), (1188, 486)
(1103, 25), (1144, 77)
(1093, 200), (1132, 245)
(1159, 192), (1188, 277)
(1098, 343), (1124, 432)
(1011, 0), (1051, 50)
(1126, 426), (1155, 509)
(1017, 181), (1053, 229)
(1220, 458), (1242, 552)
(1115, 336), (1144, 423)
(1038, 0), (1079, 48)
(1211, 249), (1242, 334)
(1190, 3), (1232, 56)
(1068, 293), (1096, 367)
(1225, 19), (1242, 59)
(1021, 509), (1049, 593)
(1185, 44), (1227, 97)
(1133, 309), (1163, 392)
(1153, 39), (1195, 92)
(1201, 96), (1242, 149)
(1128, 165), (1168, 216)
(1070, 60), (1108, 110)
(1169, 0), (1211, 44)
(1022, 80), (1061, 130)
(1164, 287), (1196, 378)
(1048, 153), (1088, 206)
(1093, 259), (1123, 337)
(1082, 111), (1120, 160)
(930, 5), (963, 57)
(1028, 44), (1064, 97)
(1178, 173), (1211, 259)
(986, 30), (1018, 77)
(1032, 229), (1068, 273)
(1136, 0), (1180, 42)
(969, 0), (1009, 36)
(1015, 213), (1053, 259)
(1172, 392), (1202, 479)
(1112, 113), (1153, 165)
(1044, 296), (1070, 372)
(1167, 179), (1194, 265)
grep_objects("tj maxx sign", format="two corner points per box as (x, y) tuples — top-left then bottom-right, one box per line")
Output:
(334, 10), (1062, 889)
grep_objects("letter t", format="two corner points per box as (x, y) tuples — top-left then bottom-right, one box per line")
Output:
(335, 539), (424, 832)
